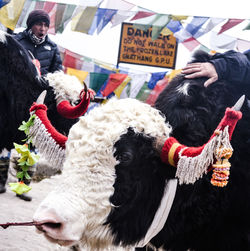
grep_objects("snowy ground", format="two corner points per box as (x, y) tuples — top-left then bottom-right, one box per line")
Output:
(0, 174), (71, 251)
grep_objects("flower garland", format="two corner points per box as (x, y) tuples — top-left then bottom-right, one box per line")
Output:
(8, 114), (40, 195)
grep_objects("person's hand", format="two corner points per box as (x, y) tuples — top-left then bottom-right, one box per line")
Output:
(181, 62), (218, 87)
(87, 88), (96, 100)
(82, 82), (96, 100)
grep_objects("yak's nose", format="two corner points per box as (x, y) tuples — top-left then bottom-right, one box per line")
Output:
(33, 206), (82, 244)
(33, 191), (84, 243)
(35, 220), (62, 233)
(33, 210), (64, 237)
(34, 215), (77, 246)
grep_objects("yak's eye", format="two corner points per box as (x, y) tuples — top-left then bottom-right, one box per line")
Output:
(117, 152), (133, 165)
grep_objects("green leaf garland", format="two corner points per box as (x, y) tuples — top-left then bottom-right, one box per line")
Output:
(8, 114), (40, 195)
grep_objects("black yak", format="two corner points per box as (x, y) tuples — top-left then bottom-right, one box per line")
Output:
(0, 30), (87, 150)
(31, 51), (250, 251)
(0, 30), (90, 194)
(153, 50), (250, 251)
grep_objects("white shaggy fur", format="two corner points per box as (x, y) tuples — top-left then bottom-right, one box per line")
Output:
(177, 81), (190, 95)
(0, 30), (7, 44)
(45, 71), (84, 104)
(34, 98), (172, 250)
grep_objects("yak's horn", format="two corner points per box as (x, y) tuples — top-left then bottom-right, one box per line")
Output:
(56, 83), (90, 119)
(36, 90), (47, 104)
(158, 97), (243, 184)
(232, 95), (245, 111)
(28, 92), (67, 169)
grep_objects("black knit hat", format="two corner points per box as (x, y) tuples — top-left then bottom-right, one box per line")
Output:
(26, 9), (50, 29)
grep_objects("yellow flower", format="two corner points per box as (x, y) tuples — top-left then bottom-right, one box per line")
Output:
(9, 181), (32, 195)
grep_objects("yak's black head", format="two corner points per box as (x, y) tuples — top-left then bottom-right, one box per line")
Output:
(106, 127), (176, 246)
(155, 50), (249, 147)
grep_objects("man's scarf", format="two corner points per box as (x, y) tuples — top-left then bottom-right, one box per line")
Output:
(28, 29), (46, 45)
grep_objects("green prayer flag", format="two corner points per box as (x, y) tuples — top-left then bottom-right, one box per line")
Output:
(135, 82), (151, 102)
(198, 44), (211, 53)
(243, 22), (250, 30)
(57, 4), (76, 33)
(54, 4), (66, 33)
(151, 14), (170, 40)
(90, 72), (109, 93)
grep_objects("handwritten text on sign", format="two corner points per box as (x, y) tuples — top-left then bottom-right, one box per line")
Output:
(118, 23), (178, 69)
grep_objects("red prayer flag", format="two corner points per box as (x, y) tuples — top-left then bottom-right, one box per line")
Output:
(43, 2), (55, 12)
(101, 73), (128, 97)
(63, 49), (83, 70)
(42, 2), (57, 35)
(130, 11), (155, 21)
(146, 77), (169, 105)
(182, 37), (200, 51)
(218, 19), (244, 35)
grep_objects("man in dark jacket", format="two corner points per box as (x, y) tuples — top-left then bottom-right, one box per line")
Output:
(14, 9), (62, 75)
(182, 50), (250, 87)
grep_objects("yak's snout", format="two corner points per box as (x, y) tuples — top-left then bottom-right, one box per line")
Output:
(35, 221), (62, 233)
(33, 209), (81, 247)
(33, 191), (84, 246)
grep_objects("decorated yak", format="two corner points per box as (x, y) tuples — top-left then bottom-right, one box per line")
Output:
(0, 30), (91, 151)
(0, 30), (91, 193)
(30, 48), (249, 251)
(152, 51), (250, 250)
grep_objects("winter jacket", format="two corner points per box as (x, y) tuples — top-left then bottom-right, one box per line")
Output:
(14, 30), (62, 75)
(209, 50), (250, 85)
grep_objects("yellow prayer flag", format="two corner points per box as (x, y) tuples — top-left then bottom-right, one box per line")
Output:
(71, 7), (97, 33)
(114, 76), (131, 98)
(98, 62), (118, 72)
(171, 15), (188, 21)
(168, 69), (182, 82)
(160, 27), (173, 36)
(66, 67), (88, 83)
(71, 11), (82, 31)
(0, 0), (26, 30)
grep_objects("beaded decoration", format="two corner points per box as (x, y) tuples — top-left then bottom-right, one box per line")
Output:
(211, 146), (232, 187)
